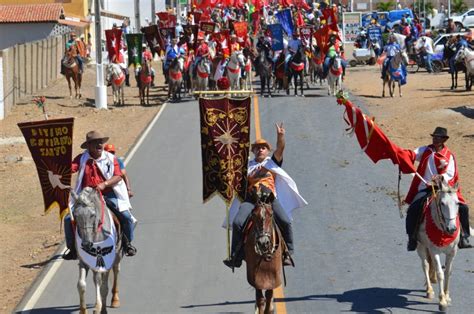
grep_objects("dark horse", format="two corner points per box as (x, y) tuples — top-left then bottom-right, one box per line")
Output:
(444, 41), (467, 90)
(286, 46), (306, 96)
(256, 43), (273, 97)
(63, 49), (82, 99)
(244, 188), (285, 314)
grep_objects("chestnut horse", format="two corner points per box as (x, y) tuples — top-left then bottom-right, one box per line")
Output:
(63, 49), (82, 99)
(138, 59), (152, 105)
(244, 190), (284, 314)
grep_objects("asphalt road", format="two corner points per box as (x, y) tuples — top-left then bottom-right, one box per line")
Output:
(18, 85), (474, 313)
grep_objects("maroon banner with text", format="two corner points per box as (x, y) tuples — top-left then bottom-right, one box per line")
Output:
(18, 118), (74, 219)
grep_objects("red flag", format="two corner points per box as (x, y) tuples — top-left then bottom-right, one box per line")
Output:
(322, 8), (338, 25)
(295, 0), (311, 10)
(296, 10), (305, 28)
(280, 0), (293, 7)
(233, 21), (248, 43)
(105, 28), (123, 62)
(251, 11), (260, 35)
(337, 97), (416, 174)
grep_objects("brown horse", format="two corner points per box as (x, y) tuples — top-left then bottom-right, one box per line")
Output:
(138, 60), (152, 105)
(244, 190), (284, 314)
(63, 49), (82, 99)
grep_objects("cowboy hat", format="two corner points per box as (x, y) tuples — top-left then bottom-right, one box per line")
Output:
(430, 127), (449, 139)
(251, 138), (272, 151)
(80, 131), (109, 149)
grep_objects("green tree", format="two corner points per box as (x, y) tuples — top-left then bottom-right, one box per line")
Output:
(413, 1), (435, 17)
(451, 0), (467, 13)
(377, 1), (396, 12)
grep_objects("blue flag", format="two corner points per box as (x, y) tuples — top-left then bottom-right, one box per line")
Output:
(276, 9), (294, 37)
(367, 26), (383, 48)
(268, 24), (284, 51)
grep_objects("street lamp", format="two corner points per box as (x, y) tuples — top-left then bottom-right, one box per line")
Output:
(94, 0), (107, 109)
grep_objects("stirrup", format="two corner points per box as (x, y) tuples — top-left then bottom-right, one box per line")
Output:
(125, 244), (137, 256)
(63, 249), (77, 260)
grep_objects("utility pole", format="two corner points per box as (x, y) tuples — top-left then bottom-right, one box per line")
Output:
(94, 0), (107, 109)
(151, 0), (156, 24)
(134, 0), (141, 32)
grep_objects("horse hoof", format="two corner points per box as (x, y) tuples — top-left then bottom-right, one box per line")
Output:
(427, 292), (435, 299)
(439, 304), (448, 312)
(79, 309), (88, 314)
(111, 299), (120, 308)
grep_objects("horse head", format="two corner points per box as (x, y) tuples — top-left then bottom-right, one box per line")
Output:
(175, 55), (185, 73)
(432, 178), (459, 235)
(199, 57), (211, 75)
(232, 51), (246, 68)
(455, 47), (466, 64)
(250, 186), (276, 260)
(72, 187), (103, 247)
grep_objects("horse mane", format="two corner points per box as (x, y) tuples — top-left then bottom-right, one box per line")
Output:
(75, 187), (101, 210)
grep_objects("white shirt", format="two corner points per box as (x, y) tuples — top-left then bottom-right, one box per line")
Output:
(414, 146), (455, 192)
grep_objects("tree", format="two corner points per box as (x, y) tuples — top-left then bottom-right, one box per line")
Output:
(451, 0), (467, 13)
(377, 1), (396, 12)
(413, 1), (435, 17)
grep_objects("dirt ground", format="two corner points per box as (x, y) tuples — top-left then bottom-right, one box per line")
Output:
(0, 61), (473, 313)
(0, 61), (166, 313)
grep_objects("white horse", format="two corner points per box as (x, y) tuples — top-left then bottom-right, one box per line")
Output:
(193, 57), (211, 94)
(168, 55), (185, 102)
(455, 47), (474, 91)
(106, 63), (125, 105)
(227, 50), (246, 91)
(71, 187), (123, 314)
(327, 56), (343, 96)
(382, 50), (408, 97)
(416, 179), (460, 312)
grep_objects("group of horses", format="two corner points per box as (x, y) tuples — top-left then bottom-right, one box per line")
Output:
(446, 45), (474, 91)
(71, 175), (462, 313)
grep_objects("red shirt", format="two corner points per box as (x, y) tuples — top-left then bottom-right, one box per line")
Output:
(196, 43), (209, 57)
(72, 153), (121, 193)
(143, 50), (153, 61)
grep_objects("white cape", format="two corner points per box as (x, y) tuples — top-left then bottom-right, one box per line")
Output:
(222, 157), (308, 228)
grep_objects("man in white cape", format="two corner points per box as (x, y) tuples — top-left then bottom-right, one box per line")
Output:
(223, 123), (307, 269)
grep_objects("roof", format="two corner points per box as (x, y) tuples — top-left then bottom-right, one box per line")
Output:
(0, 4), (64, 24)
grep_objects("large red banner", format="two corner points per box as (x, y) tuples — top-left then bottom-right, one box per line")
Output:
(199, 97), (251, 205)
(105, 29), (123, 62)
(17, 118), (74, 219)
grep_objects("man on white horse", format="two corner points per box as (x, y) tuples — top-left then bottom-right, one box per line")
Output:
(192, 37), (210, 78)
(381, 34), (402, 79)
(405, 127), (472, 251)
(63, 131), (137, 260)
(164, 38), (182, 83)
(223, 124), (307, 269)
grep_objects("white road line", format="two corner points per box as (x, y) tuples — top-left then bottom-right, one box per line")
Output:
(16, 103), (168, 313)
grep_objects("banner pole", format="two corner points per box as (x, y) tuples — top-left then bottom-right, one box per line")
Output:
(226, 201), (231, 259)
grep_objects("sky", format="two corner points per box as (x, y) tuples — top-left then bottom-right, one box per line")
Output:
(102, 0), (167, 31)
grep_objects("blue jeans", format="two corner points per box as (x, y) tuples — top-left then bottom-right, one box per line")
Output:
(449, 57), (456, 74)
(424, 53), (433, 72)
(284, 54), (292, 72)
(76, 56), (83, 73)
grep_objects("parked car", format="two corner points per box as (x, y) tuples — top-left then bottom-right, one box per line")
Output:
(431, 31), (469, 54)
(443, 8), (474, 31)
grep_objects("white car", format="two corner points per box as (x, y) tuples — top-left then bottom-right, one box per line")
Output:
(431, 31), (469, 54)
(445, 8), (474, 31)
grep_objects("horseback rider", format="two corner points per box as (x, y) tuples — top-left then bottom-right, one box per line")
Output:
(63, 131), (138, 260)
(254, 34), (273, 75)
(380, 34), (402, 79)
(111, 43), (130, 87)
(285, 31), (302, 74)
(192, 37), (210, 78)
(64, 32), (84, 74)
(405, 127), (472, 251)
(223, 123), (307, 269)
(164, 38), (182, 83)
(323, 34), (346, 79)
(142, 43), (155, 86)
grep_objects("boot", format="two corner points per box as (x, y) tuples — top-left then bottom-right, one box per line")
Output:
(63, 248), (77, 260)
(458, 236), (472, 249)
(283, 251), (294, 267)
(223, 255), (242, 269)
(125, 74), (130, 87)
(407, 236), (417, 251)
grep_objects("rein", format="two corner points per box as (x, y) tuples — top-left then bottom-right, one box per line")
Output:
(96, 188), (106, 233)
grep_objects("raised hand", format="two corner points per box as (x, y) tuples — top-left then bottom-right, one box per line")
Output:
(275, 122), (285, 136)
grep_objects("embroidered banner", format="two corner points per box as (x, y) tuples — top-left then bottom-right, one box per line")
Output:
(126, 33), (143, 67)
(200, 21), (216, 34)
(276, 9), (294, 37)
(183, 24), (199, 51)
(142, 25), (163, 55)
(17, 118), (74, 219)
(300, 26), (313, 48)
(158, 27), (175, 43)
(233, 21), (248, 43)
(105, 28), (123, 62)
(200, 97), (251, 205)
